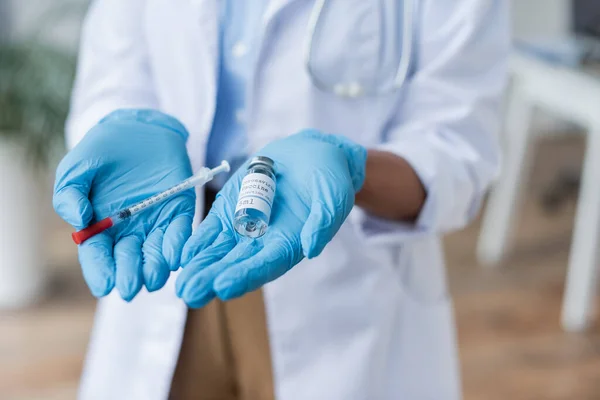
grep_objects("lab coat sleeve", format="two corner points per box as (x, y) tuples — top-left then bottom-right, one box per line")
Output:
(66, 0), (158, 148)
(351, 0), (510, 243)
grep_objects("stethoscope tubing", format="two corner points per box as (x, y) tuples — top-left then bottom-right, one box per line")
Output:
(304, 0), (415, 98)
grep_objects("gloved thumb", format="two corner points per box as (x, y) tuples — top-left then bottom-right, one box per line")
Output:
(53, 185), (94, 230)
(54, 154), (99, 230)
(300, 172), (353, 259)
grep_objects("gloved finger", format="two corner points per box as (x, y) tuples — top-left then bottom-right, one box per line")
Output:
(213, 238), (295, 301)
(176, 230), (236, 302)
(114, 235), (144, 302)
(300, 171), (353, 258)
(181, 213), (223, 266)
(52, 186), (94, 230)
(178, 239), (258, 308)
(53, 157), (98, 230)
(142, 228), (170, 292)
(77, 232), (116, 297)
(163, 215), (193, 271)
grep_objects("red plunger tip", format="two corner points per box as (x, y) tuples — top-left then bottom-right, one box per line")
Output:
(72, 218), (114, 245)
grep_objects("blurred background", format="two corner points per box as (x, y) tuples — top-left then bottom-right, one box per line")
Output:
(2, 0), (600, 399)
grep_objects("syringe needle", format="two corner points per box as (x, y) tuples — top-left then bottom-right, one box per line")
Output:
(72, 161), (231, 245)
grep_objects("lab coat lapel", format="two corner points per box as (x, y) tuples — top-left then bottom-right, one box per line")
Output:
(189, 0), (218, 227)
(183, 0), (220, 174)
(189, 0), (219, 62)
(264, 0), (300, 23)
(245, 0), (304, 153)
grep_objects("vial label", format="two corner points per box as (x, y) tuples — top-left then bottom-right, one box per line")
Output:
(235, 173), (276, 217)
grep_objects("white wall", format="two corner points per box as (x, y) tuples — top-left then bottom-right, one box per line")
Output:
(512, 0), (572, 39)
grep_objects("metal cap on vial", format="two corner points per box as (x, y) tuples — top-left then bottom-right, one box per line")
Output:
(248, 156), (275, 170)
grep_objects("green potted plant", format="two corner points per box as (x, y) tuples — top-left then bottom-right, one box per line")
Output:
(0, 40), (76, 308)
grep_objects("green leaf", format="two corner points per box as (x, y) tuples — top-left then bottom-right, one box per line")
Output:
(0, 41), (77, 168)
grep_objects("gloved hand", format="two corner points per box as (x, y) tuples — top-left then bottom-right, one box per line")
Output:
(53, 109), (195, 301)
(176, 130), (367, 307)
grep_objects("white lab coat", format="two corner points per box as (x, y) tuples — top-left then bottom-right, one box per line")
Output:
(67, 1), (509, 399)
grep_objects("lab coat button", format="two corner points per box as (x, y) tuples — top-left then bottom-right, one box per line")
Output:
(334, 84), (348, 97)
(232, 42), (248, 58)
(235, 109), (247, 124)
(347, 82), (364, 98)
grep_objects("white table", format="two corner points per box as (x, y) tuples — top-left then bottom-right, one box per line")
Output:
(477, 52), (600, 332)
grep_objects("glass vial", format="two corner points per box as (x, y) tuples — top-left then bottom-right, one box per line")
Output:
(234, 156), (276, 238)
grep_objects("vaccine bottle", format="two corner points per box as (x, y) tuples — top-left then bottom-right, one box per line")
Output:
(234, 156), (276, 238)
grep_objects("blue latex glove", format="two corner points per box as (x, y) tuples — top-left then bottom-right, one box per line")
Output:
(176, 130), (367, 307)
(53, 109), (195, 301)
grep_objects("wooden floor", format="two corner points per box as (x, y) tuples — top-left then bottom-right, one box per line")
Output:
(2, 137), (600, 399)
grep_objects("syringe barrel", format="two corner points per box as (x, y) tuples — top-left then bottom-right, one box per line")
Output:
(71, 161), (230, 245)
(185, 167), (212, 187)
(126, 179), (195, 217)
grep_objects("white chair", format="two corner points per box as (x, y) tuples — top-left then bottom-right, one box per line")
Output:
(477, 51), (600, 332)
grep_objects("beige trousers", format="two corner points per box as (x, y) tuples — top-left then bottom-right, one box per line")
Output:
(169, 289), (275, 400)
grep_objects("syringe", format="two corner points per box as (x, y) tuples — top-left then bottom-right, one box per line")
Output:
(72, 161), (231, 245)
